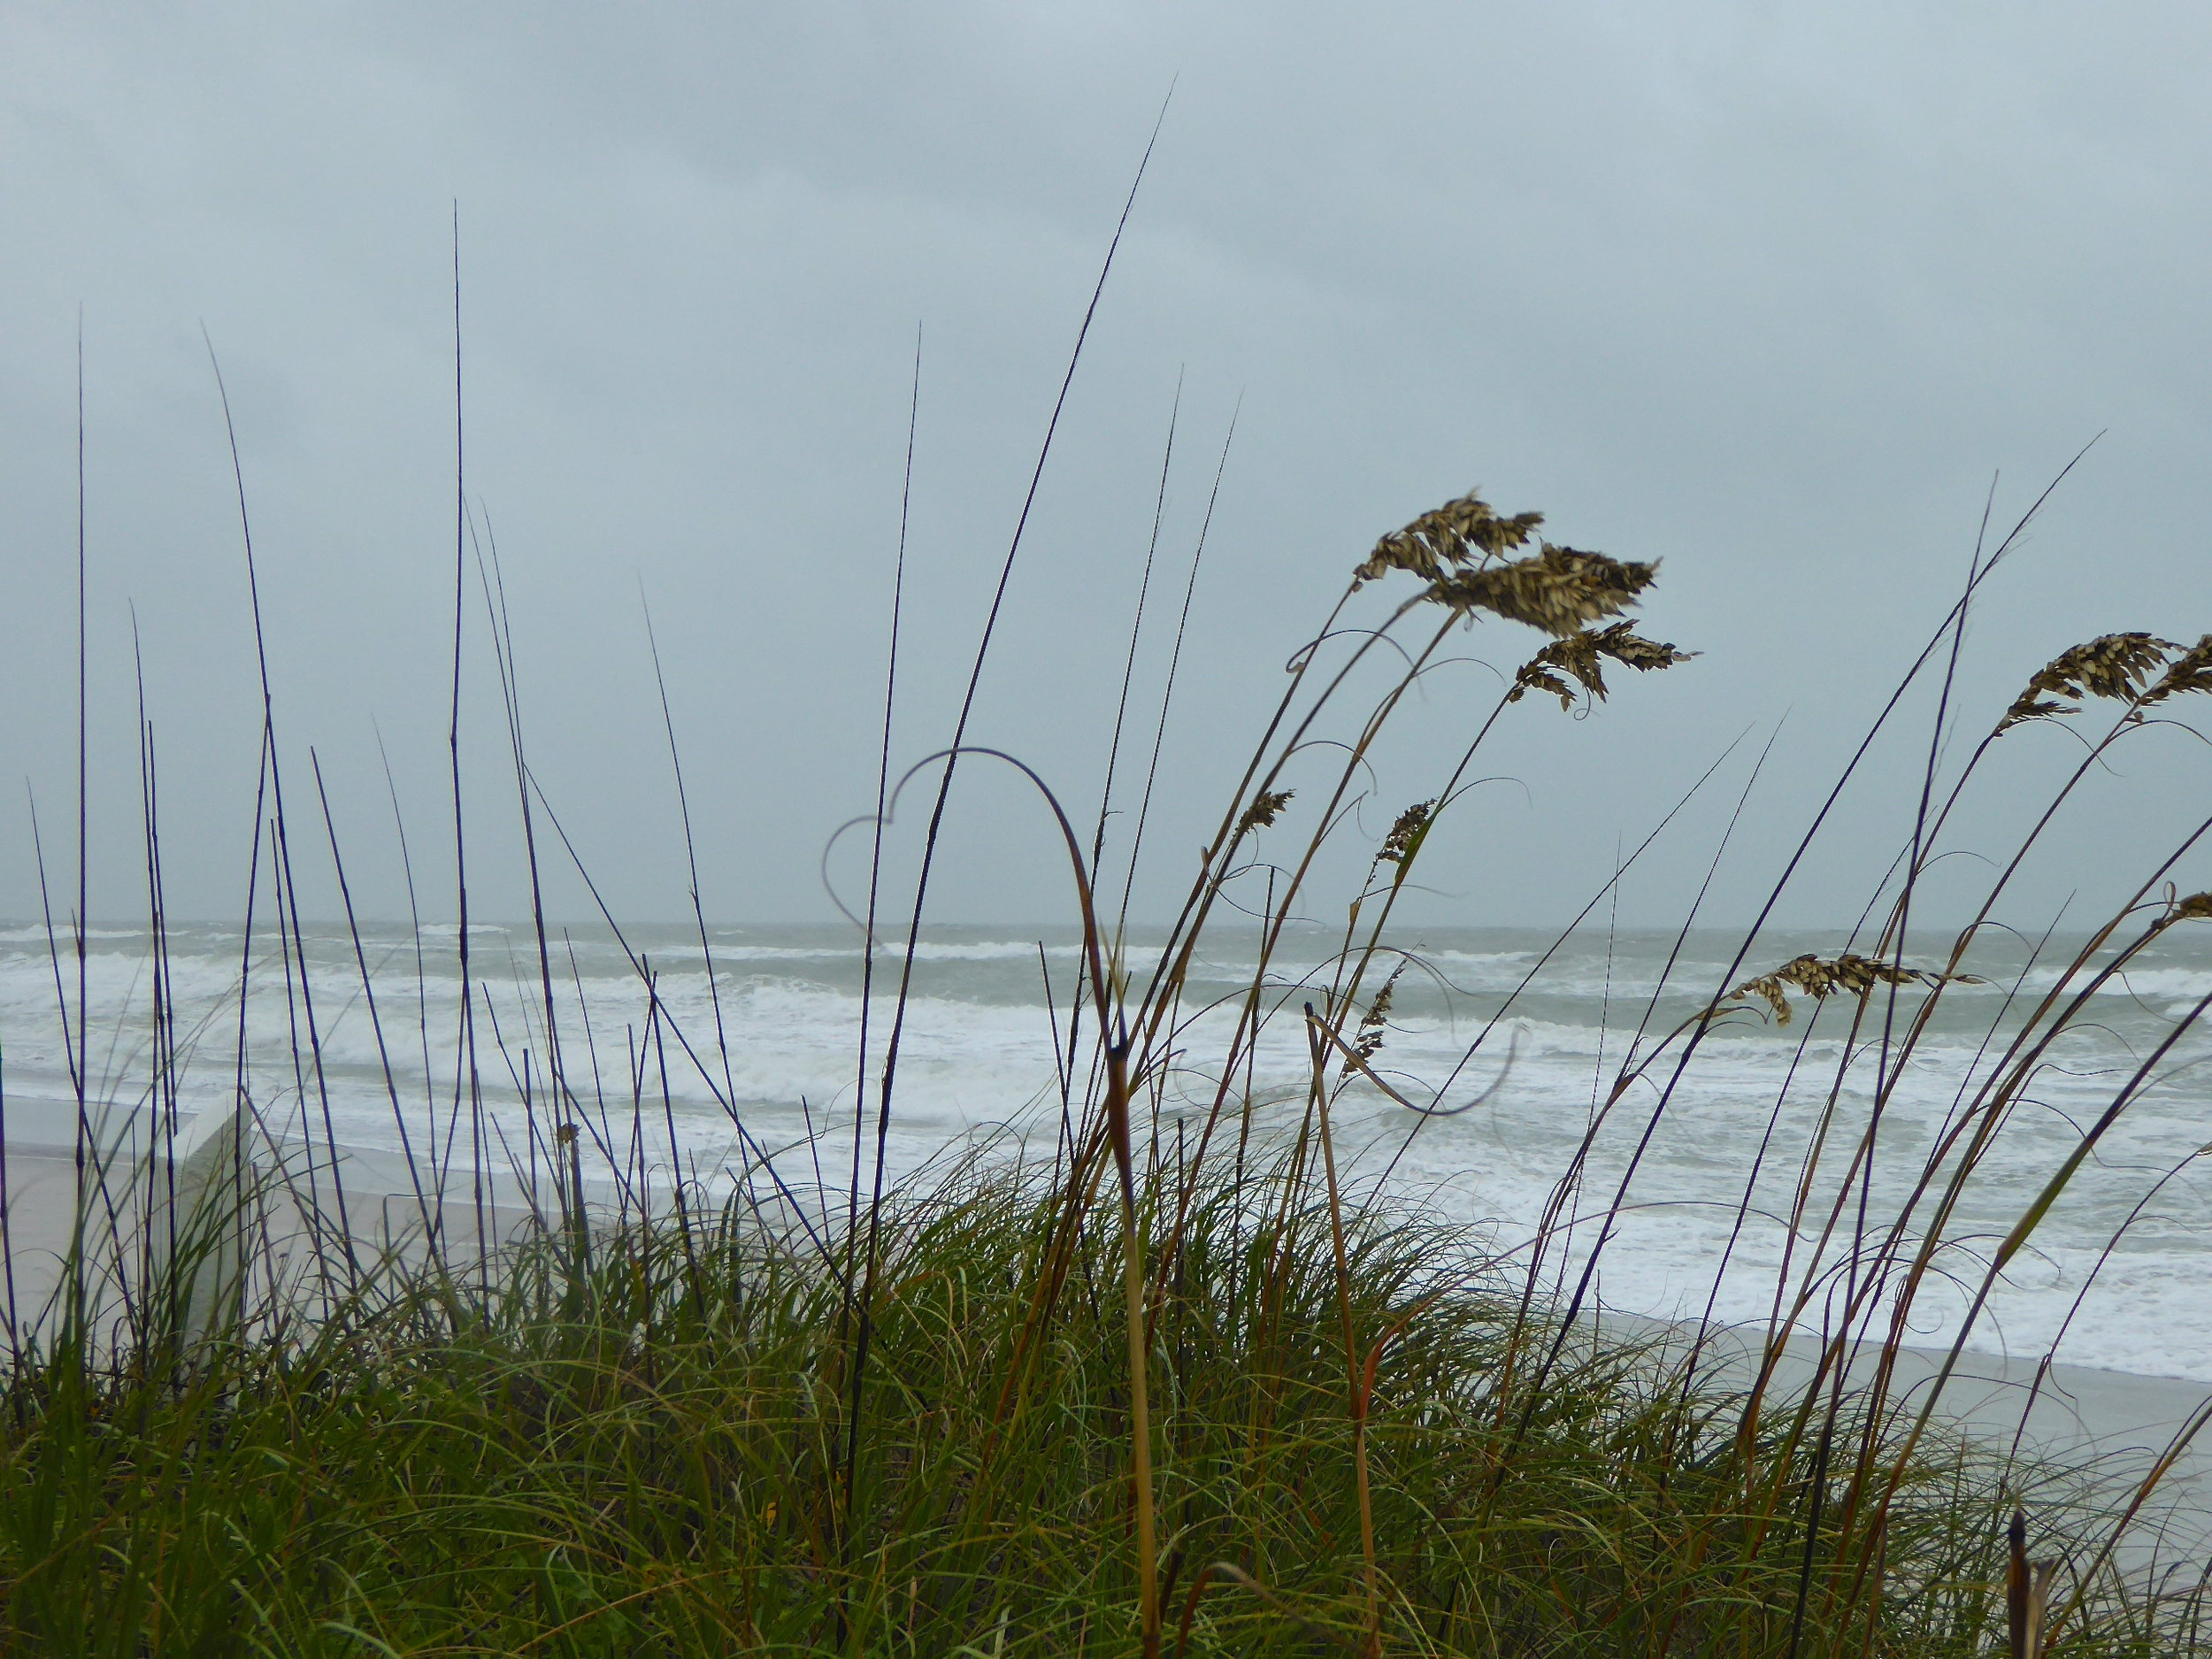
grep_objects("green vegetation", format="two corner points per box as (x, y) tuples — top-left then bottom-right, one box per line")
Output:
(0, 1150), (2160, 1656)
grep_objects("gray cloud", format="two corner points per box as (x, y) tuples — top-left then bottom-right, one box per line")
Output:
(4, 3), (2208, 935)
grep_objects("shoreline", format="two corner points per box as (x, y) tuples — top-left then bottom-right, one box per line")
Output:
(1605, 1309), (2212, 1560)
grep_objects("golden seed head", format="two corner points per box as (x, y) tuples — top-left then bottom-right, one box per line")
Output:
(1341, 964), (1406, 1078)
(1508, 621), (1696, 710)
(1997, 632), (2183, 733)
(1352, 489), (1545, 589)
(2138, 634), (2212, 713)
(1377, 799), (1436, 864)
(1240, 788), (1294, 833)
(1425, 544), (1658, 636)
(2162, 890), (2212, 926)
(1724, 952), (1981, 1025)
(1354, 491), (1664, 641)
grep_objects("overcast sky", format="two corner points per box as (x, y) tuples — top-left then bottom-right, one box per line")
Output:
(4, 4), (2210, 935)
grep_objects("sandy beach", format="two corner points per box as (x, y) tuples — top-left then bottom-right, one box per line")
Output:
(1609, 1310), (2212, 1569)
(0, 1135), (546, 1343)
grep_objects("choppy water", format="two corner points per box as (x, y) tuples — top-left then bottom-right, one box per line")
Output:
(5, 917), (2211, 1379)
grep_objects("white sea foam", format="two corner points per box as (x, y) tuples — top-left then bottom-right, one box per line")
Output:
(7, 920), (2212, 1380)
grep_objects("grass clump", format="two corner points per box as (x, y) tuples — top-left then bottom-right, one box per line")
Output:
(0, 1150), (2107, 1655)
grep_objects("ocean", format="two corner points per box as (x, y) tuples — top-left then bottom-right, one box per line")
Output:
(4, 916), (2210, 1381)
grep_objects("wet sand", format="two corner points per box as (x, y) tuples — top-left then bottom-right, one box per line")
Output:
(1607, 1308), (2212, 1563)
(0, 1140), (545, 1337)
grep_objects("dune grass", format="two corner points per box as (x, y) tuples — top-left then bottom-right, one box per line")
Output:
(0, 1148), (2136, 1656)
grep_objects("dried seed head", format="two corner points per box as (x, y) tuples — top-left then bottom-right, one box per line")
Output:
(1594, 622), (1697, 674)
(1512, 631), (1602, 710)
(1997, 633), (2180, 733)
(1353, 490), (1546, 589)
(1509, 621), (1697, 709)
(1353, 491), (1661, 639)
(2161, 890), (2212, 926)
(1724, 952), (1981, 1025)
(1377, 799), (1436, 864)
(2137, 634), (2212, 714)
(1425, 544), (1659, 636)
(1340, 965), (1405, 1078)
(1240, 788), (1294, 833)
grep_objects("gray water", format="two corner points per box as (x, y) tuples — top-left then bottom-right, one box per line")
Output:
(5, 916), (2211, 1379)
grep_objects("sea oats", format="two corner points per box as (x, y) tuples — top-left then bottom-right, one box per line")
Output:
(1509, 621), (1696, 709)
(1594, 621), (1696, 673)
(1996, 633), (2179, 733)
(1351, 491), (1659, 637)
(1377, 799), (1436, 864)
(1425, 544), (1659, 636)
(1239, 788), (1294, 833)
(1340, 965), (1405, 1079)
(1512, 664), (1580, 710)
(1725, 952), (1982, 1026)
(1511, 630), (1603, 710)
(2161, 890), (2212, 926)
(1352, 489), (1546, 589)
(2136, 633), (2212, 713)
